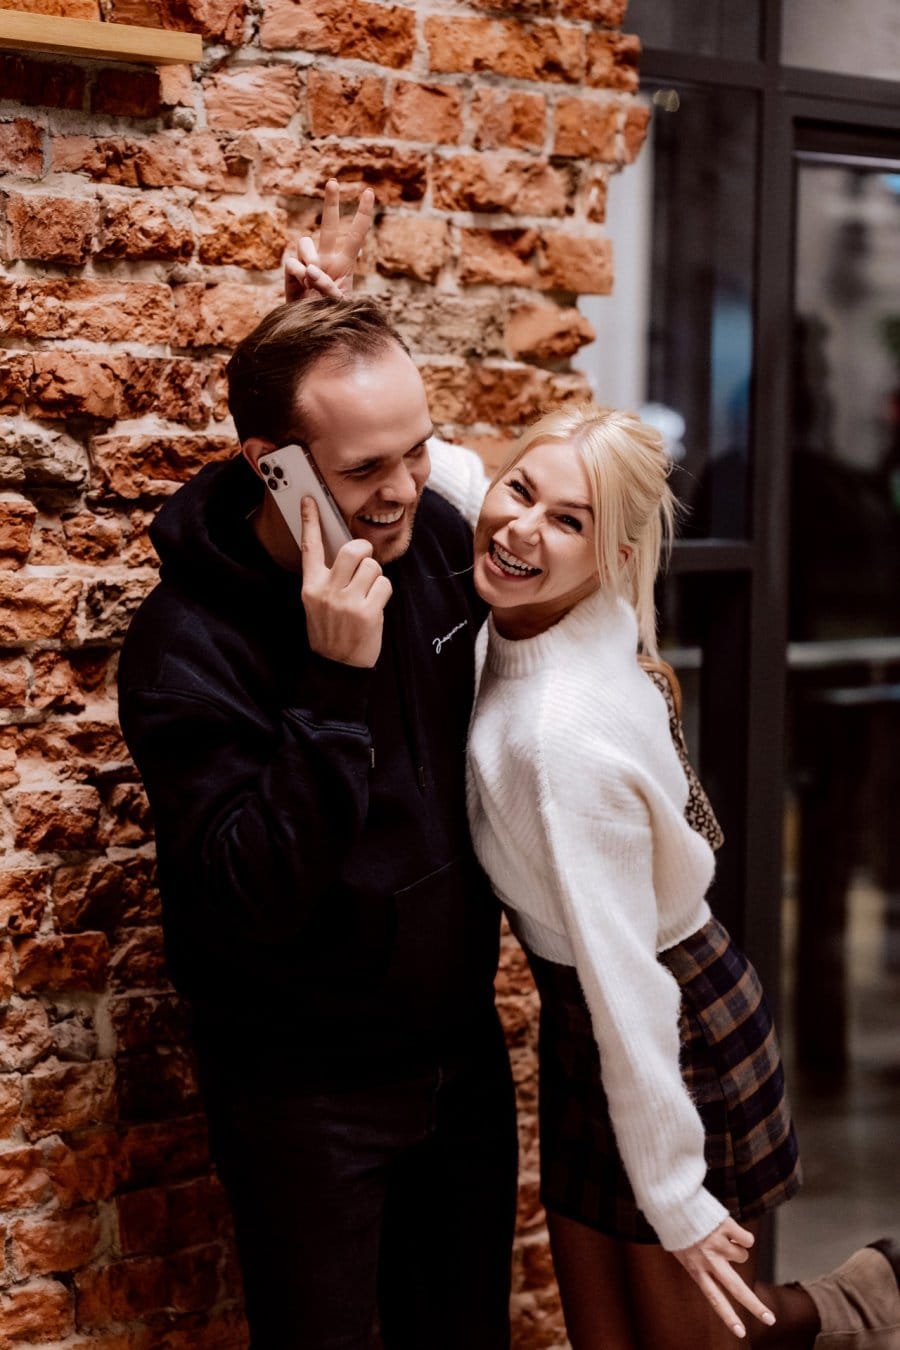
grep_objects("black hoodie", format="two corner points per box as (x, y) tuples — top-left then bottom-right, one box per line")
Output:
(117, 456), (500, 1081)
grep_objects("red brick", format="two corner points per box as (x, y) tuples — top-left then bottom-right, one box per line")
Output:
(118, 1117), (211, 1189)
(84, 576), (155, 643)
(586, 29), (641, 91)
(30, 650), (103, 712)
(52, 132), (245, 194)
(10, 1209), (102, 1278)
(24, 1061), (117, 1139)
(0, 0), (97, 13)
(110, 926), (168, 993)
(0, 1279), (73, 1342)
(0, 936), (14, 998)
(28, 351), (119, 419)
(260, 0), (415, 66)
(45, 1132), (123, 1207)
(90, 432), (237, 499)
(0, 654), (28, 707)
(506, 302), (595, 361)
(553, 97), (621, 159)
(91, 67), (162, 117)
(118, 1045), (199, 1122)
(306, 70), (385, 137)
(160, 62), (195, 108)
(0, 494), (36, 563)
(195, 203), (287, 269)
(110, 994), (188, 1052)
(0, 1000), (53, 1071)
(61, 509), (124, 563)
(256, 138), (427, 204)
(106, 0), (245, 42)
(6, 278), (174, 343)
(472, 90), (546, 152)
(0, 53), (86, 110)
(100, 781), (153, 847)
(117, 1176), (229, 1256)
(12, 787), (102, 852)
(171, 280), (279, 349)
(420, 364), (470, 424)
(0, 1076), (23, 1137)
(0, 1146), (52, 1209)
(376, 214), (450, 284)
(425, 16), (585, 83)
(52, 860), (122, 933)
(0, 868), (49, 936)
(624, 101), (651, 163)
(15, 933), (109, 994)
(204, 64), (300, 130)
(559, 0), (627, 18)
(3, 191), (97, 264)
(0, 575), (81, 644)
(539, 231), (614, 293)
(387, 81), (462, 143)
(97, 195), (195, 260)
(0, 118), (45, 177)
(466, 363), (591, 427)
(431, 154), (572, 216)
(459, 228), (539, 287)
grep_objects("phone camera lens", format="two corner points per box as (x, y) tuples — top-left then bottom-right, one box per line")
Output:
(261, 462), (270, 475)
(273, 465), (285, 479)
(267, 478), (277, 491)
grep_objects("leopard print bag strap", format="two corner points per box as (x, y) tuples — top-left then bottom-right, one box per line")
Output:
(645, 668), (725, 852)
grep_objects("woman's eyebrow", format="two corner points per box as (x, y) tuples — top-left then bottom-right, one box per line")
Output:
(518, 467), (593, 515)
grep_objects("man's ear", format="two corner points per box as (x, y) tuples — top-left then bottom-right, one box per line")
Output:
(242, 437), (277, 478)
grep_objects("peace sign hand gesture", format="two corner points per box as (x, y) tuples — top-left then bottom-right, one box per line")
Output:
(284, 179), (375, 303)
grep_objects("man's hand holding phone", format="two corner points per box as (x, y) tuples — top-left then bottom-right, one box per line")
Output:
(300, 498), (392, 669)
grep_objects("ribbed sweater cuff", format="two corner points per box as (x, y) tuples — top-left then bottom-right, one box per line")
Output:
(653, 1187), (730, 1252)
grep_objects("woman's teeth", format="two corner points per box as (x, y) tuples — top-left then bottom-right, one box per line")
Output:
(360, 508), (404, 525)
(491, 541), (541, 577)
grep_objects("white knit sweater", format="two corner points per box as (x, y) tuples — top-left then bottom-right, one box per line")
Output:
(427, 439), (730, 1251)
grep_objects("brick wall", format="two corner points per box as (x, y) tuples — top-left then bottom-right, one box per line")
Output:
(0, 1), (648, 1343)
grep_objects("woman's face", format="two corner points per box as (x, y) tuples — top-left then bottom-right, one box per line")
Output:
(474, 438), (601, 638)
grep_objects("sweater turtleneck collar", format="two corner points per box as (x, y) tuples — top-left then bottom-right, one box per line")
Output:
(485, 585), (638, 678)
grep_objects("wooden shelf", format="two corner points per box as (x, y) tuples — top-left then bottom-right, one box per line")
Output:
(0, 10), (202, 64)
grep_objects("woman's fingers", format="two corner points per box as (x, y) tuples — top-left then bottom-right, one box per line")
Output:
(713, 1257), (776, 1327)
(695, 1268), (747, 1338)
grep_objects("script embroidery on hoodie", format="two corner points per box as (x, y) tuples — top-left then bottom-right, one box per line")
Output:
(432, 620), (468, 654)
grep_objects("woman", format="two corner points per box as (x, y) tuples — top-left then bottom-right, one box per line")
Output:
(426, 406), (899, 1349)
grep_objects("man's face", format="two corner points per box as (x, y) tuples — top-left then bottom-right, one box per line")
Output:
(300, 343), (434, 566)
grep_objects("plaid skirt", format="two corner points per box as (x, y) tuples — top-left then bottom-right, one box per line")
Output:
(529, 914), (802, 1245)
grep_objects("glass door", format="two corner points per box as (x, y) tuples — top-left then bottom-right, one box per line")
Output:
(778, 132), (900, 1277)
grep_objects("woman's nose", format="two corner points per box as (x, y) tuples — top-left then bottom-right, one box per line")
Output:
(508, 505), (542, 543)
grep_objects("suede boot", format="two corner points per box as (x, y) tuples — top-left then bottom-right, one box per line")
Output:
(801, 1241), (900, 1348)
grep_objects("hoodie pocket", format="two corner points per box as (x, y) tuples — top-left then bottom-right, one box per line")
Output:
(381, 859), (465, 1021)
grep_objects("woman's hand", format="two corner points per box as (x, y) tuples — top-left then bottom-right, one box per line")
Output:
(673, 1217), (776, 1339)
(284, 178), (375, 302)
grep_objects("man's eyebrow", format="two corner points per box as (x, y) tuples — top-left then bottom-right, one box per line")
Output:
(517, 466), (593, 515)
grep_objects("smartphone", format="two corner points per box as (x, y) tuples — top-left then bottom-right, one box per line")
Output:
(257, 443), (352, 566)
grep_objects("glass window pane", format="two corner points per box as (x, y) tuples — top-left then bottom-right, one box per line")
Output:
(626, 0), (760, 60)
(782, 0), (900, 81)
(576, 84), (758, 538)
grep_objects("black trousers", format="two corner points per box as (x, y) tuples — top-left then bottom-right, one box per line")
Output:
(199, 1018), (518, 1350)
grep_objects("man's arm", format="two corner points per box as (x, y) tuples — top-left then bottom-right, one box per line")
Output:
(119, 639), (374, 947)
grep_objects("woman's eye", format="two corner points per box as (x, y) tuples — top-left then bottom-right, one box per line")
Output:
(558, 515), (583, 532)
(508, 479), (529, 499)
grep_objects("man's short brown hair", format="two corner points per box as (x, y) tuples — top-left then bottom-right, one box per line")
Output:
(226, 295), (409, 446)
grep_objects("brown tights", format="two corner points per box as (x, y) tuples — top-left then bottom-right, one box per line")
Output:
(547, 1213), (821, 1350)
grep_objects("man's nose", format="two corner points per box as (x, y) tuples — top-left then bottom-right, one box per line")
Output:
(380, 461), (419, 503)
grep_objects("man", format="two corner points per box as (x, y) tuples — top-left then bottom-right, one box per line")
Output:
(117, 290), (517, 1348)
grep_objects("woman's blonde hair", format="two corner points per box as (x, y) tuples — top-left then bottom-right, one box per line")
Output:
(490, 404), (676, 659)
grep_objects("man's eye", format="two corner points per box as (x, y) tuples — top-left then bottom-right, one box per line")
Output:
(345, 464), (376, 479)
(405, 443), (426, 459)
